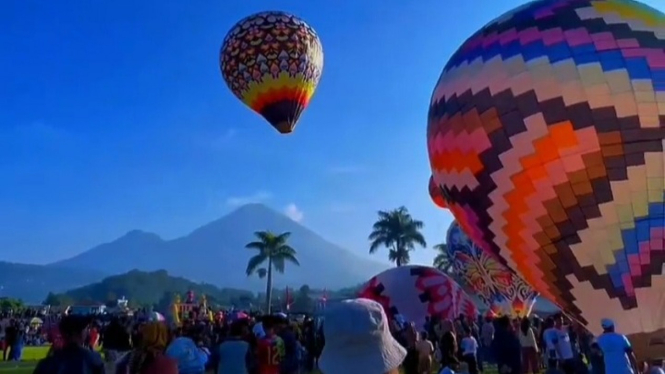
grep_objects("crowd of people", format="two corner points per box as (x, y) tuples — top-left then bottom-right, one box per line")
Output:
(391, 310), (643, 374)
(0, 299), (652, 374)
(25, 309), (324, 374)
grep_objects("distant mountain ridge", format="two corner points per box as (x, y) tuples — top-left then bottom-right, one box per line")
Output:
(52, 203), (390, 291)
(0, 261), (107, 303)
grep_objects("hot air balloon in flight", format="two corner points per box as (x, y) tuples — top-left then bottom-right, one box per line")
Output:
(358, 265), (477, 329)
(427, 0), (665, 358)
(220, 11), (324, 134)
(446, 220), (539, 317)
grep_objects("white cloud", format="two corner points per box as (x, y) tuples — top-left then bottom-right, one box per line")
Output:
(284, 203), (304, 222)
(226, 191), (272, 206)
(327, 165), (364, 175)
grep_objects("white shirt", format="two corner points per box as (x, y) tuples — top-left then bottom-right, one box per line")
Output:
(461, 336), (478, 356)
(596, 332), (634, 374)
(519, 328), (538, 349)
(545, 327), (574, 360)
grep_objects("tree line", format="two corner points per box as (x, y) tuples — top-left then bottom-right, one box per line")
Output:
(32, 269), (357, 313)
(246, 206), (454, 312)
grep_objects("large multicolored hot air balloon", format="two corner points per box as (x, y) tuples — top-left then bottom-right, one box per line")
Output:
(427, 0), (665, 357)
(358, 265), (478, 329)
(446, 220), (539, 317)
(220, 11), (324, 134)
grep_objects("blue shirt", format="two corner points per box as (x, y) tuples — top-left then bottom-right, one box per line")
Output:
(166, 337), (208, 374)
(278, 330), (299, 371)
(596, 332), (633, 374)
(217, 340), (249, 374)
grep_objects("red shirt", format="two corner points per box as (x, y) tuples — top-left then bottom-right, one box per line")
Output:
(88, 327), (99, 348)
(256, 335), (284, 374)
(50, 328), (63, 350)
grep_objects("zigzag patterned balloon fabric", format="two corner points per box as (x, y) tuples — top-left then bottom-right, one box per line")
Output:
(427, 0), (665, 349)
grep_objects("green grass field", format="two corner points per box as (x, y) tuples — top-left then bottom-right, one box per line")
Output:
(0, 347), (499, 374)
(0, 346), (49, 373)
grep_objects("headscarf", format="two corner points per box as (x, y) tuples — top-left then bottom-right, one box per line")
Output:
(129, 322), (169, 374)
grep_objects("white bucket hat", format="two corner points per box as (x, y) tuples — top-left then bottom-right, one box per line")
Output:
(319, 298), (406, 374)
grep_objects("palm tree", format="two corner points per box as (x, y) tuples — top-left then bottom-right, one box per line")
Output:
(368, 206), (427, 266)
(433, 242), (454, 274)
(245, 231), (299, 313)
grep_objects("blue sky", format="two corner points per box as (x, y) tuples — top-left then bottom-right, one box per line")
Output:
(3, 0), (664, 266)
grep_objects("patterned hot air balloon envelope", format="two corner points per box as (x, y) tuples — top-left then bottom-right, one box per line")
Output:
(220, 11), (324, 134)
(446, 220), (539, 318)
(358, 265), (478, 329)
(427, 0), (665, 357)
(429, 176), (447, 209)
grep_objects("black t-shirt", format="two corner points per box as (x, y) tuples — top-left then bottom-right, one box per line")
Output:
(102, 324), (131, 351)
(5, 326), (16, 344)
(32, 344), (105, 374)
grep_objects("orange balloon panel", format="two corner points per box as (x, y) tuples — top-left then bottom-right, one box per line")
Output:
(427, 0), (665, 338)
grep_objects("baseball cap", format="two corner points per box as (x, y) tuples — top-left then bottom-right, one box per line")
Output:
(601, 318), (615, 329)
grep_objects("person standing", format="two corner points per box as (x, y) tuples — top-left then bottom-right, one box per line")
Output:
(595, 319), (638, 374)
(256, 317), (284, 374)
(3, 321), (16, 361)
(547, 314), (575, 374)
(215, 320), (250, 374)
(116, 321), (177, 374)
(101, 317), (132, 370)
(519, 318), (540, 374)
(9, 324), (24, 361)
(403, 322), (420, 374)
(276, 319), (298, 374)
(439, 319), (458, 369)
(491, 316), (521, 374)
(479, 316), (494, 367)
(32, 315), (105, 374)
(460, 327), (479, 374)
(165, 326), (208, 374)
(416, 332), (434, 374)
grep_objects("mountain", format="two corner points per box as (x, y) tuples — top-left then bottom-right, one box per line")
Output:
(0, 261), (107, 303)
(47, 269), (254, 311)
(53, 204), (390, 290)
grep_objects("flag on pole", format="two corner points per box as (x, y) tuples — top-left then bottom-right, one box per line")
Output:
(285, 287), (293, 311)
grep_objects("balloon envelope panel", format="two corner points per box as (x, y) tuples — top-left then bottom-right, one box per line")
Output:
(358, 265), (477, 329)
(429, 175), (448, 208)
(427, 0), (665, 337)
(220, 11), (324, 134)
(446, 220), (539, 318)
